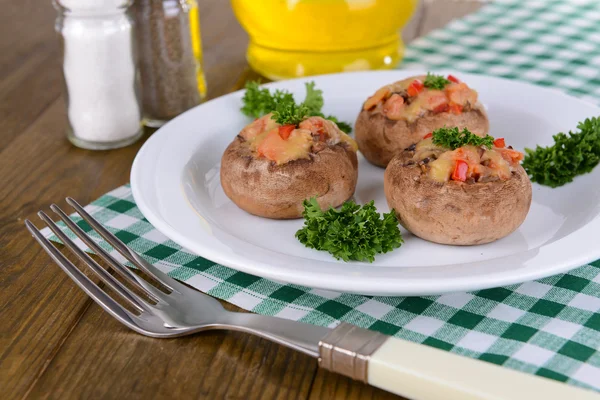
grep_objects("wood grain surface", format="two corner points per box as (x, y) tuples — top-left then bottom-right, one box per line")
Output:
(0, 0), (482, 399)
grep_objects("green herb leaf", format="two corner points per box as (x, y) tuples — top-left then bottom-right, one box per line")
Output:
(423, 72), (450, 90)
(272, 98), (310, 126)
(295, 198), (403, 262)
(302, 81), (324, 116)
(432, 127), (495, 149)
(240, 81), (293, 119)
(522, 117), (600, 188)
(240, 80), (352, 132)
(240, 81), (270, 118)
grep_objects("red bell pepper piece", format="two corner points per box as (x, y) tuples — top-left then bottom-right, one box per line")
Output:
(452, 159), (468, 182)
(493, 138), (506, 148)
(423, 132), (433, 139)
(449, 103), (463, 114)
(447, 74), (460, 84)
(407, 79), (424, 97)
(278, 124), (295, 140)
(433, 103), (450, 113)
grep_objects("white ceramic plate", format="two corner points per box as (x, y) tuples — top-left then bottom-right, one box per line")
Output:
(131, 71), (600, 296)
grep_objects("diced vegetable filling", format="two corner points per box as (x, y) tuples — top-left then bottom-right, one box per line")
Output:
(362, 74), (479, 123)
(239, 114), (357, 164)
(410, 137), (524, 183)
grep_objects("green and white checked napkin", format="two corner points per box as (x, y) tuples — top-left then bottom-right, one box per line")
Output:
(43, 0), (600, 392)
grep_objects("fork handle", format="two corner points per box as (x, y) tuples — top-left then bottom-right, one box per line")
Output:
(320, 323), (599, 400)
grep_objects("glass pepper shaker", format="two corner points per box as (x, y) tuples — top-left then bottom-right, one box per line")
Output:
(133, 0), (207, 127)
(54, 0), (143, 150)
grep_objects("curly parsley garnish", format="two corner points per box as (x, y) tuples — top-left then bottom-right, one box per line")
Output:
(241, 81), (292, 119)
(522, 117), (600, 188)
(240, 81), (352, 132)
(423, 73), (451, 90)
(432, 127), (495, 149)
(295, 198), (403, 263)
(272, 99), (309, 126)
(302, 81), (323, 116)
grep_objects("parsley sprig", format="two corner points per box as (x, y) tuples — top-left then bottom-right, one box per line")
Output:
(302, 81), (323, 116)
(240, 81), (352, 132)
(522, 117), (600, 188)
(432, 127), (495, 149)
(423, 73), (451, 90)
(295, 198), (403, 262)
(272, 100), (309, 126)
(241, 81), (292, 119)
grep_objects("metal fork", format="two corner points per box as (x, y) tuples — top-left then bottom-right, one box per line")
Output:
(25, 199), (600, 400)
(25, 198), (330, 356)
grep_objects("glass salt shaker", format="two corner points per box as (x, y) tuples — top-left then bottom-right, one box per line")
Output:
(133, 0), (207, 127)
(54, 0), (143, 150)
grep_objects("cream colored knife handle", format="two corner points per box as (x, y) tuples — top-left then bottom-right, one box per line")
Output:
(319, 323), (599, 400)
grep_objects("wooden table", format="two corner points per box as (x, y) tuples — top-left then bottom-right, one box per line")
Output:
(1, 1), (482, 398)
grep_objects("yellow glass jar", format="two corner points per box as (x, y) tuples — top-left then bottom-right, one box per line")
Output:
(231, 0), (418, 80)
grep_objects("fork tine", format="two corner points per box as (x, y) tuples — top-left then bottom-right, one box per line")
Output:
(38, 211), (149, 314)
(50, 204), (165, 303)
(66, 198), (180, 292)
(25, 220), (152, 334)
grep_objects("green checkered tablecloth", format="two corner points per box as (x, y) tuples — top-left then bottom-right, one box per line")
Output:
(42, 0), (600, 392)
(402, 0), (600, 105)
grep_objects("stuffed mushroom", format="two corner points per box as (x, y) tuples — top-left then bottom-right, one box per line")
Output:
(221, 114), (358, 219)
(356, 73), (489, 167)
(384, 131), (532, 245)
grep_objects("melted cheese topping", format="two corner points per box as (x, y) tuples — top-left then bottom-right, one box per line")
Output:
(239, 114), (357, 165)
(256, 128), (313, 164)
(411, 138), (523, 183)
(363, 76), (479, 123)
